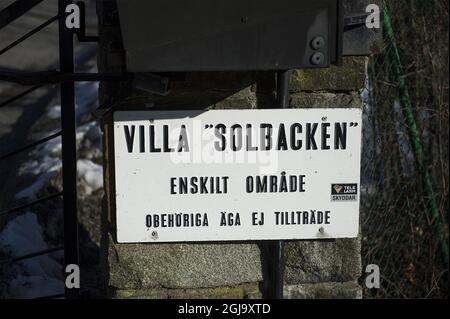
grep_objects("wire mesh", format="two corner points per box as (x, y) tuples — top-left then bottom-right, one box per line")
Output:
(361, 0), (449, 298)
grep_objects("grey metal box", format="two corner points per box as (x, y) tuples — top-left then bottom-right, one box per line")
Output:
(116, 0), (342, 72)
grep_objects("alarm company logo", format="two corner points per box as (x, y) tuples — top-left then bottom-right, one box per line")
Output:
(331, 183), (358, 201)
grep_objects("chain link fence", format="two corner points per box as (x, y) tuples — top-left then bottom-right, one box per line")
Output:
(361, 0), (449, 298)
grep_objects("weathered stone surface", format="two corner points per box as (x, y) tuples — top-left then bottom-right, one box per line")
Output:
(150, 87), (257, 109)
(284, 281), (362, 299)
(284, 238), (362, 284)
(290, 57), (368, 92)
(290, 92), (362, 109)
(113, 283), (261, 299)
(109, 235), (263, 290)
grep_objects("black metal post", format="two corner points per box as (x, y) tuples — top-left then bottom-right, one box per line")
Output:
(59, 0), (79, 299)
(277, 70), (290, 109)
(270, 240), (284, 299)
(269, 70), (290, 299)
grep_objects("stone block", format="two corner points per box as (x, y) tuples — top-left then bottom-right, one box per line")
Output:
(284, 281), (362, 299)
(290, 92), (362, 109)
(112, 283), (261, 299)
(290, 57), (368, 92)
(150, 87), (256, 109)
(109, 235), (263, 290)
(284, 238), (362, 284)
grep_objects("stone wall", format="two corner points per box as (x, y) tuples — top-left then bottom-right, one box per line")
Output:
(97, 0), (366, 299)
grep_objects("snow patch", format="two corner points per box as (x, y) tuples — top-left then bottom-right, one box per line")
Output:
(15, 156), (62, 199)
(14, 122), (102, 199)
(1, 56), (100, 299)
(45, 80), (99, 120)
(76, 121), (102, 143)
(46, 105), (61, 120)
(75, 81), (99, 117)
(0, 212), (63, 298)
(77, 159), (103, 195)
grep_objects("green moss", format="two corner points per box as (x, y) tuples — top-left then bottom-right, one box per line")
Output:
(290, 57), (367, 92)
(112, 283), (261, 299)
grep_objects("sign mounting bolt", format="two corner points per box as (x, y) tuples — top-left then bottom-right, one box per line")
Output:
(311, 36), (325, 50)
(311, 52), (325, 65)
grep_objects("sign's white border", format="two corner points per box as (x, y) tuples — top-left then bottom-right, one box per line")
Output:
(113, 109), (362, 243)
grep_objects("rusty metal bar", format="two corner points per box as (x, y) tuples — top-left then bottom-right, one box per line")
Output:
(0, 192), (63, 219)
(0, 131), (61, 161)
(269, 70), (291, 299)
(0, 15), (58, 56)
(0, 0), (44, 30)
(0, 69), (133, 86)
(59, 0), (80, 299)
(0, 246), (63, 265)
(0, 84), (43, 109)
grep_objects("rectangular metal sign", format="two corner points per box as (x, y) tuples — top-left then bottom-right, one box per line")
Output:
(113, 109), (362, 243)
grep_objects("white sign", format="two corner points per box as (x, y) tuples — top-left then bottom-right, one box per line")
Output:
(113, 109), (362, 243)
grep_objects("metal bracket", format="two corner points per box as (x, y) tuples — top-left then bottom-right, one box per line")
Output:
(344, 13), (370, 31)
(342, 0), (382, 56)
(133, 73), (170, 96)
(74, 1), (99, 42)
